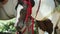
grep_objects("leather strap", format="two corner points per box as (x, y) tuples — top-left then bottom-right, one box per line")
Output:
(35, 0), (41, 18)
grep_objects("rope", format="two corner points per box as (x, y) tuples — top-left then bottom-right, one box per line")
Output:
(23, 0), (34, 34)
(35, 0), (41, 19)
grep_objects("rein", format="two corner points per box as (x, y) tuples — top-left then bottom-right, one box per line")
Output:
(35, 0), (41, 19)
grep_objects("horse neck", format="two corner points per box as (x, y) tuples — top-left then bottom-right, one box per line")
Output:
(32, 0), (55, 20)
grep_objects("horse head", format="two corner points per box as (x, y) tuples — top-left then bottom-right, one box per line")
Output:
(15, 0), (35, 33)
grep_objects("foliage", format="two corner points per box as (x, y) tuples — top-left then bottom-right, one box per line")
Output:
(54, 5), (60, 13)
(0, 21), (16, 34)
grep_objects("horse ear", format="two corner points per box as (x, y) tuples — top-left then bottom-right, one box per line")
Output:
(30, 0), (35, 7)
(2, 0), (8, 5)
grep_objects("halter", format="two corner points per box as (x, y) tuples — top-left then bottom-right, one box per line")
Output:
(22, 0), (34, 34)
(22, 0), (42, 34)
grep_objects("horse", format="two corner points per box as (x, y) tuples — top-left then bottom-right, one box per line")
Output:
(0, 0), (17, 20)
(14, 0), (60, 34)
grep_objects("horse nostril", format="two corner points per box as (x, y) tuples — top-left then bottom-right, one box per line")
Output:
(14, 23), (22, 30)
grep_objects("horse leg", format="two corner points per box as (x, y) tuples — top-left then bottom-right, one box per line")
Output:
(50, 24), (57, 34)
(52, 22), (58, 34)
